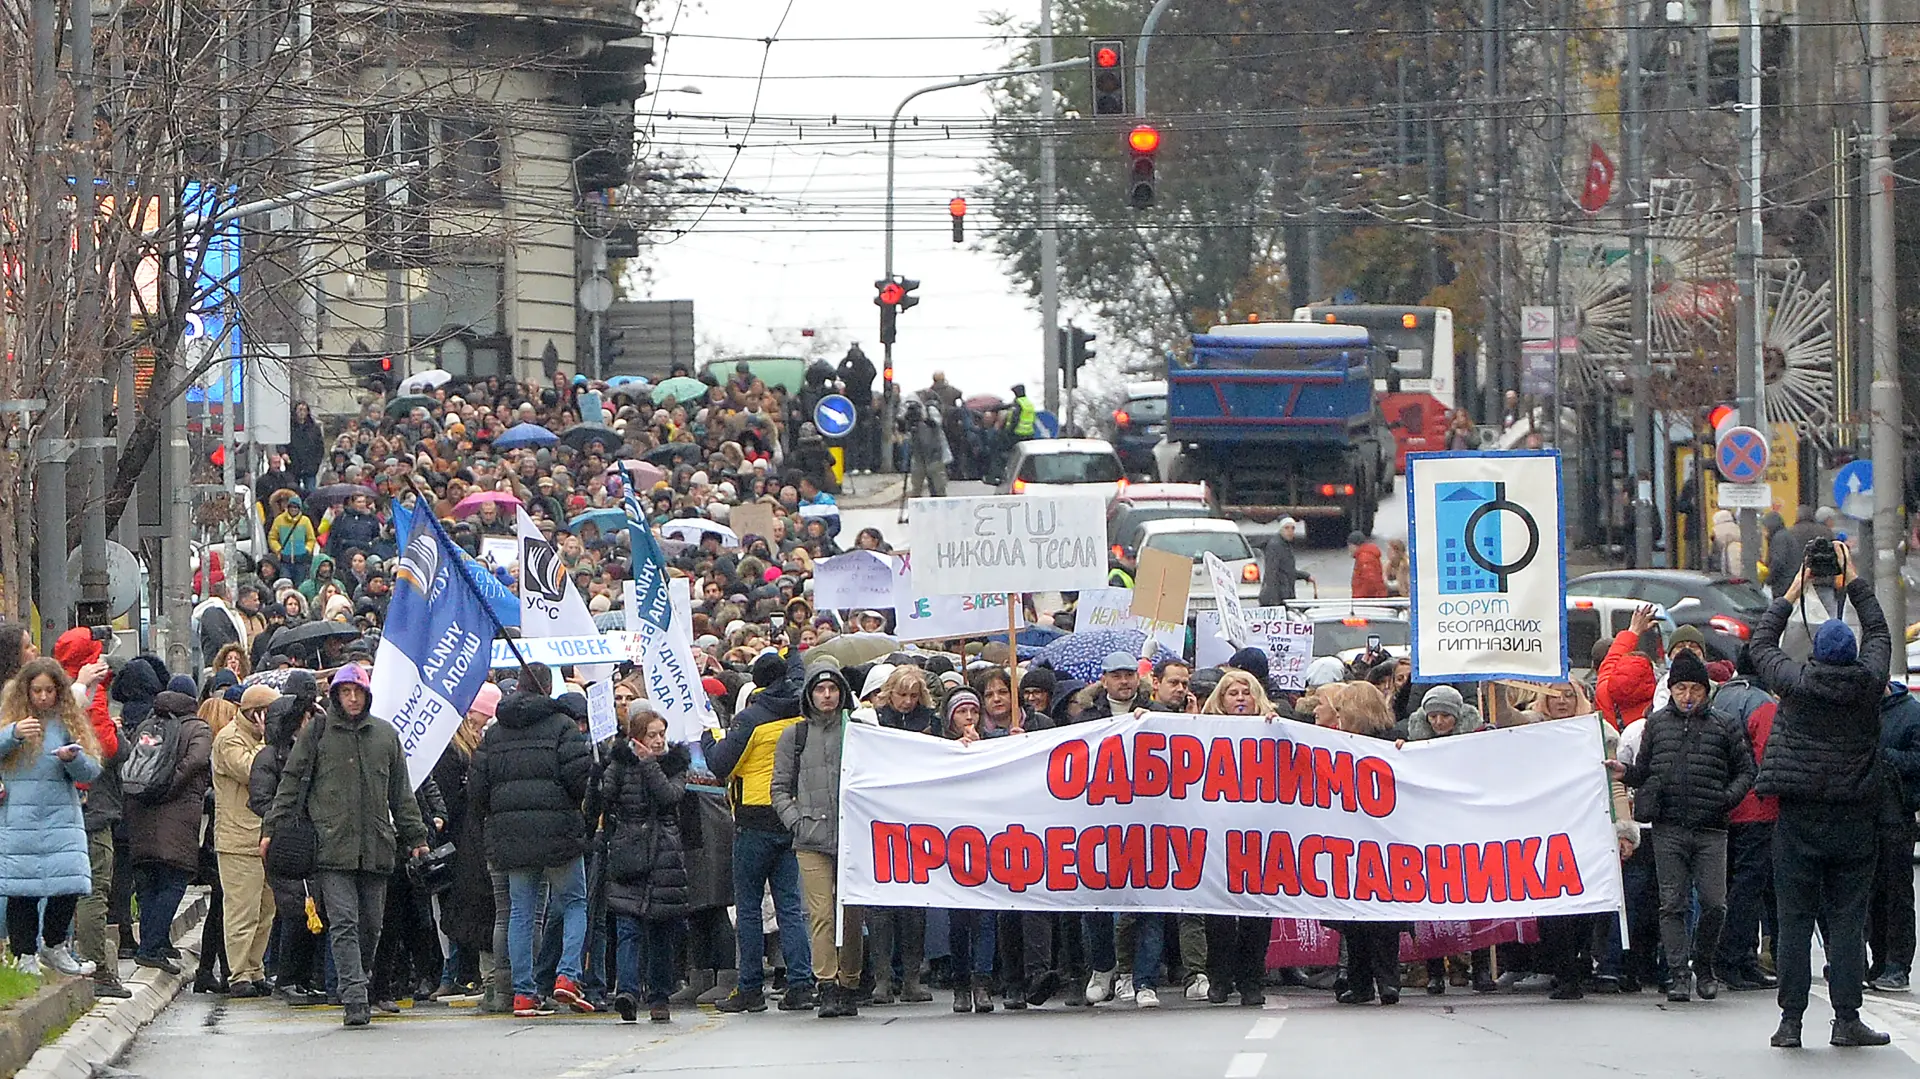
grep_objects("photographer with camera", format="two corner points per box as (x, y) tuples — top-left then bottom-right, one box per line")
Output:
(1748, 539), (1894, 1049)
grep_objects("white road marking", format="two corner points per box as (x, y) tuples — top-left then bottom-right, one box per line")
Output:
(1224, 1051), (1268, 1078)
(1246, 1017), (1286, 1040)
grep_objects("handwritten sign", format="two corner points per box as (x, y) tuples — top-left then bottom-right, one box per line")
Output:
(731, 502), (777, 544)
(813, 550), (899, 610)
(587, 678), (619, 743)
(891, 551), (1027, 641)
(1076, 586), (1186, 657)
(906, 494), (1107, 595)
(1195, 606), (1316, 690)
(1204, 551), (1252, 648)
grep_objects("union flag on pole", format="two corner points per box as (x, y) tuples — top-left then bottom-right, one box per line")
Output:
(1579, 141), (1616, 214)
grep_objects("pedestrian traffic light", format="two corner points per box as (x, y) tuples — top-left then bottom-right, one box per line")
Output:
(949, 197), (966, 243)
(1090, 39), (1127, 116)
(1070, 325), (1096, 372)
(1127, 124), (1159, 209)
(897, 277), (920, 313)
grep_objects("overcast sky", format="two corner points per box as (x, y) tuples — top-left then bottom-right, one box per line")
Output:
(635, 2), (1095, 406)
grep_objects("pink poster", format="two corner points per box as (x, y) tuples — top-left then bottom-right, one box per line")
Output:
(1266, 918), (1540, 967)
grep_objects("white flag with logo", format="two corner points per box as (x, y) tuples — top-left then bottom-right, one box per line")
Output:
(516, 507), (613, 683)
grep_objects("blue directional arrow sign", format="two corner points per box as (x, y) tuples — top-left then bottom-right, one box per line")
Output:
(1033, 410), (1060, 439)
(814, 393), (856, 438)
(1835, 459), (1873, 517)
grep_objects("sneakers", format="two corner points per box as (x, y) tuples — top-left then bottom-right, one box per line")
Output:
(39, 945), (93, 977)
(714, 986), (767, 1013)
(1185, 973), (1211, 1001)
(343, 1002), (371, 1027)
(92, 975), (132, 999)
(372, 999), (402, 1014)
(12, 954), (40, 978)
(1114, 974), (1135, 1002)
(1135, 986), (1160, 1009)
(615, 992), (638, 1022)
(1831, 1017), (1893, 1047)
(551, 975), (595, 1013)
(649, 1002), (670, 1022)
(512, 994), (555, 1017)
(1869, 971), (1911, 993)
(1086, 969), (1115, 1004)
(1667, 972), (1693, 1003)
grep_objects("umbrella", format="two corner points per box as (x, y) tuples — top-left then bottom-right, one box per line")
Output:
(963, 394), (1008, 411)
(660, 519), (737, 546)
(273, 620), (361, 648)
(568, 507), (629, 534)
(308, 483), (378, 509)
(242, 667), (307, 690)
(609, 460), (666, 489)
(558, 423), (621, 452)
(493, 422), (557, 450)
(594, 609), (628, 632)
(398, 370), (452, 394)
(643, 442), (702, 467)
(452, 491), (522, 519)
(651, 376), (709, 406)
(808, 632), (901, 667)
(606, 375), (650, 391)
(385, 394), (436, 418)
(1016, 624), (1066, 648)
(1037, 628), (1179, 683)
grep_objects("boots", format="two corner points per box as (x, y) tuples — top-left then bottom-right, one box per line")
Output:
(899, 970), (932, 1003)
(971, 975), (994, 1014)
(673, 969), (715, 1005)
(870, 971), (895, 1005)
(952, 983), (973, 1013)
(698, 969), (737, 1006)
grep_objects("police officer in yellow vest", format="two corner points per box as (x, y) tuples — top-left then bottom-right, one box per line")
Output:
(994, 384), (1039, 484)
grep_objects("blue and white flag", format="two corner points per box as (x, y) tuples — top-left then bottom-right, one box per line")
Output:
(393, 500), (519, 629)
(373, 506), (498, 789)
(517, 506), (614, 683)
(620, 466), (673, 637)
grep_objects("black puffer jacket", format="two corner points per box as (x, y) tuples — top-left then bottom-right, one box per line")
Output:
(1624, 701), (1754, 828)
(876, 702), (939, 735)
(1751, 578), (1891, 805)
(469, 692), (593, 870)
(601, 742), (690, 920)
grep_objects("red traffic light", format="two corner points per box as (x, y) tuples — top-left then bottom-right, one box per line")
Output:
(1095, 46), (1120, 68)
(879, 282), (906, 305)
(949, 197), (967, 218)
(1708, 404), (1736, 432)
(379, 355), (393, 372)
(1128, 125), (1161, 154)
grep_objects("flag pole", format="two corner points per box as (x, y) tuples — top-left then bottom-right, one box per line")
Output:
(405, 473), (535, 681)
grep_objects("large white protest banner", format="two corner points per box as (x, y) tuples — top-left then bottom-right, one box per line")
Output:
(890, 552), (1027, 641)
(813, 550), (899, 610)
(837, 714), (1622, 921)
(906, 494), (1107, 595)
(1406, 451), (1567, 681)
(1076, 587), (1186, 656)
(1204, 551), (1252, 648)
(1194, 607), (1316, 690)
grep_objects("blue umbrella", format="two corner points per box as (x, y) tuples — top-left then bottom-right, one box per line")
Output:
(568, 507), (629, 535)
(606, 375), (650, 391)
(1016, 624), (1066, 648)
(1036, 628), (1179, 683)
(494, 422), (557, 449)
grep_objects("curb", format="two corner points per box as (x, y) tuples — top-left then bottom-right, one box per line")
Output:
(0, 976), (93, 1079)
(15, 890), (210, 1079)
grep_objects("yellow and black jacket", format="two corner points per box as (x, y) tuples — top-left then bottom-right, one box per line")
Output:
(700, 651), (804, 834)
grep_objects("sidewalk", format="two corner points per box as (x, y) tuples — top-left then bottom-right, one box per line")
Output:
(835, 472), (906, 511)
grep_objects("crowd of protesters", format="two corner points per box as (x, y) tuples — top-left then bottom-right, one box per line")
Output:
(0, 359), (1906, 1051)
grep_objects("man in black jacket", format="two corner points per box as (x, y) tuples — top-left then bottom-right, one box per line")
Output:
(469, 668), (595, 1018)
(1749, 552), (1893, 1048)
(1257, 519), (1313, 606)
(1622, 647), (1753, 1004)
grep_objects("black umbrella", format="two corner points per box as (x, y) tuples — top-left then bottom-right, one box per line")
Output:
(558, 423), (622, 452)
(643, 442), (702, 467)
(308, 483), (378, 509)
(273, 620), (361, 648)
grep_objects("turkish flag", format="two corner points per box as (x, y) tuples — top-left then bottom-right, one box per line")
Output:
(1579, 141), (1616, 214)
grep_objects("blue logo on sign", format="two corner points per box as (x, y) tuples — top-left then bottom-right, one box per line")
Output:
(1434, 481), (1539, 595)
(814, 394), (856, 437)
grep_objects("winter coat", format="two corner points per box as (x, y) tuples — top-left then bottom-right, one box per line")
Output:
(1350, 542), (1388, 599)
(52, 629), (117, 762)
(0, 712), (103, 896)
(1595, 630), (1659, 730)
(771, 664), (851, 855)
(601, 742), (691, 920)
(287, 415), (326, 477)
(1750, 579), (1891, 806)
(1259, 536), (1311, 606)
(1879, 685), (1920, 815)
(269, 510), (318, 564)
(264, 693), (429, 875)
(125, 692), (214, 872)
(1622, 700), (1755, 829)
(210, 717), (266, 855)
(681, 790), (733, 912)
(468, 692), (593, 870)
(1403, 705), (1486, 740)
(1712, 676), (1779, 824)
(701, 652), (804, 834)
(1071, 686), (1139, 724)
(326, 507), (381, 559)
(875, 702), (939, 736)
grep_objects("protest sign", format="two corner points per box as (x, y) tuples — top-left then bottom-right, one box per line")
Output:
(487, 633), (633, 670)
(1264, 918), (1537, 968)
(1194, 607), (1316, 690)
(587, 679), (619, 743)
(814, 551), (899, 610)
(731, 502), (777, 544)
(1204, 551), (1252, 648)
(1076, 587), (1186, 657)
(629, 576), (712, 742)
(906, 494), (1107, 595)
(837, 714), (1622, 921)
(1130, 548), (1192, 624)
(479, 536), (518, 570)
(1407, 451), (1567, 681)
(888, 551), (1028, 641)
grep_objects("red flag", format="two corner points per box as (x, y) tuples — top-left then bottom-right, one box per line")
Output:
(1579, 141), (1616, 214)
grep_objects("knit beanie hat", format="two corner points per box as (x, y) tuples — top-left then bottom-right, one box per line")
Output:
(1667, 649), (1711, 691)
(1813, 618), (1858, 665)
(1420, 684), (1465, 719)
(751, 649), (788, 688)
(1226, 646), (1270, 684)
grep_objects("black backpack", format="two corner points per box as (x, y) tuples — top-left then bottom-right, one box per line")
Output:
(121, 713), (183, 805)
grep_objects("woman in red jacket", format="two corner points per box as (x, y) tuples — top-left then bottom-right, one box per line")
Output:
(1347, 531), (1389, 599)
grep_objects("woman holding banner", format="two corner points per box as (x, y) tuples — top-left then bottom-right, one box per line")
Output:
(1321, 682), (1408, 1006)
(940, 689), (998, 1013)
(1198, 671), (1283, 1006)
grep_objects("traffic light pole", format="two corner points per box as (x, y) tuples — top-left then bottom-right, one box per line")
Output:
(1866, 0), (1906, 673)
(1039, 1), (1061, 415)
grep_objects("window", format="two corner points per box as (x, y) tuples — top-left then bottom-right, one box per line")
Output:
(1565, 579), (1622, 598)
(1142, 530), (1252, 562)
(1633, 581), (1688, 607)
(1124, 396), (1168, 423)
(1017, 452), (1123, 484)
(410, 265), (502, 338)
(436, 117), (501, 201)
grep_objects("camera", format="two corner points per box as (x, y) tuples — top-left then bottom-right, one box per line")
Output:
(1805, 536), (1841, 579)
(89, 625), (114, 644)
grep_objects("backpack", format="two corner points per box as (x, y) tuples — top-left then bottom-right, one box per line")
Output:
(121, 713), (183, 804)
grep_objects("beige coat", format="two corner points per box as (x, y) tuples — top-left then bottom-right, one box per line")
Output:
(211, 718), (266, 854)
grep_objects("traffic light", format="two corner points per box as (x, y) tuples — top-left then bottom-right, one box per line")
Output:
(1070, 325), (1096, 372)
(875, 278), (902, 345)
(345, 342), (393, 392)
(949, 197), (966, 243)
(897, 277), (920, 313)
(1090, 39), (1127, 116)
(1127, 124), (1159, 209)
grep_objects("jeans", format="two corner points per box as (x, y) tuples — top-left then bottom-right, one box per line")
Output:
(1774, 805), (1877, 1021)
(508, 857), (587, 998)
(732, 828), (813, 993)
(1868, 818), (1918, 980)
(948, 909), (996, 977)
(1652, 825), (1728, 977)
(1719, 821), (1776, 976)
(615, 915), (678, 1004)
(134, 863), (193, 960)
(1079, 913), (1118, 973)
(1127, 914), (1168, 990)
(315, 870), (388, 1006)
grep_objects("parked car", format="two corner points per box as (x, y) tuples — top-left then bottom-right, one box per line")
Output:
(1111, 381), (1167, 478)
(997, 438), (1129, 503)
(1106, 482), (1218, 560)
(1300, 604), (1411, 664)
(1565, 570), (1766, 661)
(1132, 517), (1260, 610)
(1566, 593), (1679, 669)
